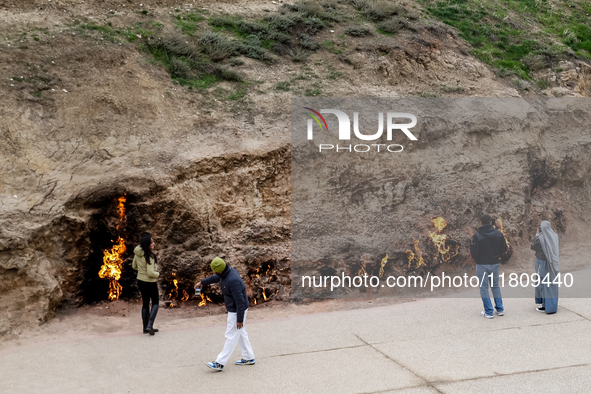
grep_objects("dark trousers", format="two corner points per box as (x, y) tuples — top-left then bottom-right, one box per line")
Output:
(137, 280), (159, 308)
(138, 280), (159, 330)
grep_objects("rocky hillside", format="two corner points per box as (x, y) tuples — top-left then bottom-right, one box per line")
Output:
(0, 0), (590, 336)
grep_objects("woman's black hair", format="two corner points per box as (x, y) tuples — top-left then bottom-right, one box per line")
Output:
(140, 233), (156, 265)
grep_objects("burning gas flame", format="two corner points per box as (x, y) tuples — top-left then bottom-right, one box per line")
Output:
(358, 258), (367, 277)
(168, 277), (179, 305)
(98, 236), (126, 300)
(198, 294), (213, 307)
(405, 240), (425, 269)
(379, 255), (388, 278)
(99, 194), (127, 301)
(249, 265), (277, 305)
(98, 195), (127, 300)
(115, 195), (126, 229)
(167, 273), (191, 307)
(428, 217), (458, 262)
(432, 217), (447, 232)
(495, 215), (511, 249)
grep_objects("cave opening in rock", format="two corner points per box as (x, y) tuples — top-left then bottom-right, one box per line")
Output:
(81, 194), (140, 304)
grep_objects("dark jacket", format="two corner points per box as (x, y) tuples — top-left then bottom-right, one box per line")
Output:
(202, 265), (248, 323)
(470, 224), (508, 265)
(530, 235), (547, 261)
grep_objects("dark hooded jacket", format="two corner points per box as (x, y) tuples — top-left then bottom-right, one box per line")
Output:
(470, 224), (508, 265)
(201, 265), (248, 323)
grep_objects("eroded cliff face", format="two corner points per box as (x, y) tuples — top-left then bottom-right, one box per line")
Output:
(0, 37), (291, 336)
(2, 0), (590, 336)
(1, 146), (291, 336)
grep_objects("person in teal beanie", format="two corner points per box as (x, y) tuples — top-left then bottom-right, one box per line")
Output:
(195, 257), (255, 371)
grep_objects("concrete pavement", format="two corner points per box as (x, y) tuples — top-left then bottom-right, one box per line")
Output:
(1, 295), (590, 393)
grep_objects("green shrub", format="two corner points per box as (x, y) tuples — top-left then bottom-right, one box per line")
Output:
(281, 1), (325, 18)
(299, 34), (320, 50)
(238, 21), (269, 37)
(158, 36), (195, 57)
(290, 46), (310, 62)
(169, 57), (191, 78)
(219, 68), (243, 82)
(344, 25), (372, 36)
(209, 14), (238, 29)
(238, 42), (270, 61)
(377, 16), (409, 34)
(198, 32), (237, 61)
(273, 42), (290, 56)
(350, 0), (371, 11)
(522, 54), (550, 71)
(265, 14), (297, 31)
(364, 0), (406, 22)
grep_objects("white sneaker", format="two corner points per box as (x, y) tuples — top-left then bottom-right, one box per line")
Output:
(480, 311), (493, 319)
(497, 310), (504, 316)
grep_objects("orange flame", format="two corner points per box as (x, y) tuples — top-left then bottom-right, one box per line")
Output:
(405, 249), (415, 268)
(98, 236), (126, 300)
(405, 240), (425, 269)
(432, 217), (447, 232)
(428, 217), (458, 262)
(167, 274), (190, 306)
(358, 258), (367, 277)
(168, 278), (179, 301)
(198, 294), (212, 307)
(115, 195), (126, 230)
(495, 215), (510, 249)
(254, 299), (257, 305)
(99, 195), (127, 300)
(379, 255), (388, 278)
(262, 287), (268, 302)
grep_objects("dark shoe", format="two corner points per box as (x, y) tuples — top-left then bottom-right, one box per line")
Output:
(146, 305), (159, 335)
(144, 328), (159, 334)
(536, 307), (546, 312)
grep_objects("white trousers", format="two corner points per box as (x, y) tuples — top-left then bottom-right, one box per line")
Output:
(216, 309), (255, 366)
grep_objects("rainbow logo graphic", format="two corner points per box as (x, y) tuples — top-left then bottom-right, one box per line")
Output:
(303, 107), (328, 132)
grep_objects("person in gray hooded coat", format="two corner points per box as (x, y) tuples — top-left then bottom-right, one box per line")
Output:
(531, 220), (559, 314)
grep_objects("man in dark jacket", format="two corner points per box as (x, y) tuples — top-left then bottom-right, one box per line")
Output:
(470, 214), (508, 319)
(195, 257), (255, 371)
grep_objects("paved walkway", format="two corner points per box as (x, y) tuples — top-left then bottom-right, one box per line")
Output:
(1, 295), (590, 393)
